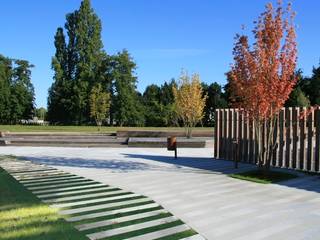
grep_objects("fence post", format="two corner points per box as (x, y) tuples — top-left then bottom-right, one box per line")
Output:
(292, 107), (299, 170)
(300, 107), (307, 171)
(307, 109), (315, 171)
(315, 107), (320, 172)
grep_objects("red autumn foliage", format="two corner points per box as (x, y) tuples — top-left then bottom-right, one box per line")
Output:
(229, 1), (297, 121)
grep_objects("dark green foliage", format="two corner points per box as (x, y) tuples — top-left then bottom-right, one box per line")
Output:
(111, 50), (144, 126)
(47, 0), (142, 126)
(285, 87), (310, 107)
(0, 54), (35, 124)
(299, 66), (320, 106)
(202, 82), (228, 126)
(48, 0), (107, 124)
(142, 79), (177, 127)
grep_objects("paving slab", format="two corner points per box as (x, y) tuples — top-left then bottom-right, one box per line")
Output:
(76, 209), (167, 231)
(126, 224), (192, 240)
(32, 183), (105, 194)
(86, 216), (178, 239)
(67, 202), (160, 222)
(37, 186), (116, 199)
(42, 188), (124, 202)
(59, 197), (151, 215)
(51, 193), (141, 208)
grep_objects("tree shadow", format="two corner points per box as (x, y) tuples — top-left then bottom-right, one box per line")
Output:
(23, 154), (320, 194)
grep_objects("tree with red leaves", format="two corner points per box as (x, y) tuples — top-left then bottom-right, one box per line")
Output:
(229, 1), (297, 170)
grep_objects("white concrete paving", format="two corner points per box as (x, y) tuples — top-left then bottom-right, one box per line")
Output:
(1, 146), (320, 240)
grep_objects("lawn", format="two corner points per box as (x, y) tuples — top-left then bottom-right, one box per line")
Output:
(229, 169), (298, 184)
(0, 125), (213, 133)
(0, 164), (87, 240)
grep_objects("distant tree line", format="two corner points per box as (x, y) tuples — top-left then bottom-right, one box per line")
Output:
(0, 54), (35, 124)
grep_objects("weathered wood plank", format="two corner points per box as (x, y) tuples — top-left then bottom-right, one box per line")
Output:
(300, 107), (307, 171)
(292, 107), (299, 170)
(307, 108), (315, 171)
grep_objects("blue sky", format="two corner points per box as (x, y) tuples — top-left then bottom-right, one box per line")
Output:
(1, 0), (320, 108)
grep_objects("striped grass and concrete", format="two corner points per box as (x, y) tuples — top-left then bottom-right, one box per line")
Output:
(0, 158), (205, 240)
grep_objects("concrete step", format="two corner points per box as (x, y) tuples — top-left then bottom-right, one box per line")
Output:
(126, 224), (191, 240)
(86, 216), (178, 240)
(38, 186), (117, 199)
(66, 203), (160, 222)
(76, 209), (168, 231)
(44, 189), (128, 203)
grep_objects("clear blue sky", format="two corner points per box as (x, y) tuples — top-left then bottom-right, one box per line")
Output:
(1, 0), (320, 108)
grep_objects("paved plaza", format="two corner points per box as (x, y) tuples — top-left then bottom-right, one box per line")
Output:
(1, 147), (320, 240)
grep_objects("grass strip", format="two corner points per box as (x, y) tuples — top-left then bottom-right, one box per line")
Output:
(229, 169), (298, 184)
(0, 166), (87, 240)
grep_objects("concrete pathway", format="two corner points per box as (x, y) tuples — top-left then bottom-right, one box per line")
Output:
(1, 147), (320, 240)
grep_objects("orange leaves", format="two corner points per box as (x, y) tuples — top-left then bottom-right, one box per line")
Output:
(229, 1), (297, 121)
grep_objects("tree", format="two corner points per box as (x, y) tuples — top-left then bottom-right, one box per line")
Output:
(0, 55), (12, 123)
(89, 83), (110, 129)
(35, 107), (47, 120)
(47, 0), (107, 124)
(143, 84), (164, 126)
(111, 50), (144, 126)
(285, 87), (310, 107)
(202, 82), (228, 126)
(0, 55), (35, 123)
(299, 66), (320, 105)
(11, 60), (35, 122)
(229, 2), (297, 170)
(173, 71), (207, 138)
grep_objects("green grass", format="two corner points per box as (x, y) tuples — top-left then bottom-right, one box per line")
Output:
(229, 169), (298, 184)
(0, 167), (87, 240)
(0, 125), (213, 133)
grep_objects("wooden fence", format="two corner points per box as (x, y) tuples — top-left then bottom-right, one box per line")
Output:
(214, 107), (320, 173)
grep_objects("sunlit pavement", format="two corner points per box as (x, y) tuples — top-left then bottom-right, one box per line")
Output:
(1, 147), (320, 240)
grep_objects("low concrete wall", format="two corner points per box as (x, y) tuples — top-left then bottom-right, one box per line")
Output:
(117, 130), (214, 138)
(128, 137), (211, 148)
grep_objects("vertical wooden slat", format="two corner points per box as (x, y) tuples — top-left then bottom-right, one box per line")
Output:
(272, 115), (278, 167)
(285, 108), (293, 168)
(214, 109), (219, 158)
(228, 109), (233, 160)
(292, 107), (299, 169)
(300, 107), (307, 171)
(220, 109), (225, 159)
(274, 113), (280, 167)
(307, 108), (315, 172)
(225, 109), (230, 160)
(315, 107), (320, 172)
(279, 109), (285, 167)
(243, 113), (248, 162)
(229, 109), (235, 161)
(238, 110), (243, 162)
(249, 118), (254, 164)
